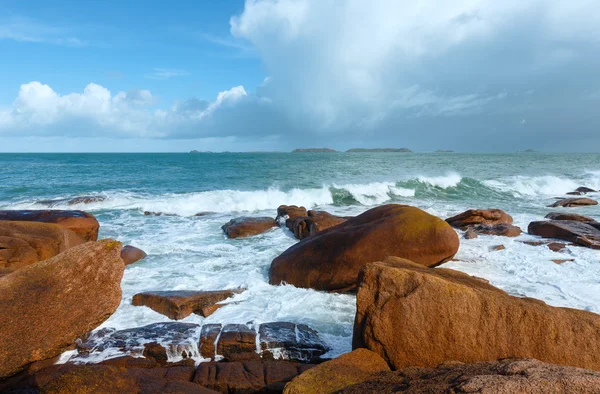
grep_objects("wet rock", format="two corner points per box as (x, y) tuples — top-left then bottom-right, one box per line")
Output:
(221, 217), (278, 239)
(0, 221), (87, 271)
(0, 240), (124, 378)
(446, 209), (513, 230)
(464, 227), (478, 239)
(548, 198), (598, 208)
(0, 210), (99, 241)
(270, 204), (459, 292)
(217, 324), (258, 362)
(74, 322), (201, 363)
(545, 212), (597, 223)
(472, 223), (522, 237)
(199, 324), (222, 360)
(287, 210), (350, 240)
(489, 244), (505, 251)
(528, 220), (600, 249)
(132, 289), (243, 320)
(193, 360), (314, 394)
(143, 342), (169, 364)
(276, 205), (308, 221)
(144, 211), (178, 216)
(337, 358), (600, 394)
(547, 242), (568, 252)
(553, 259), (575, 265)
(283, 348), (390, 394)
(121, 245), (147, 266)
(259, 322), (329, 363)
(353, 257), (600, 371)
(576, 186), (597, 194)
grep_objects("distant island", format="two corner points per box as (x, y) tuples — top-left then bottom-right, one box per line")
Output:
(523, 149), (536, 153)
(435, 150), (455, 153)
(292, 148), (337, 153)
(346, 148), (412, 153)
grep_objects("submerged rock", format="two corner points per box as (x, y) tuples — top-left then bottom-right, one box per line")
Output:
(464, 227), (478, 239)
(548, 197), (598, 208)
(353, 257), (600, 371)
(0, 210), (99, 241)
(528, 220), (600, 249)
(283, 348), (390, 394)
(270, 204), (459, 292)
(472, 223), (522, 237)
(193, 360), (314, 393)
(121, 245), (147, 266)
(0, 240), (124, 378)
(221, 217), (278, 238)
(132, 289), (243, 320)
(337, 358), (600, 394)
(446, 209), (513, 230)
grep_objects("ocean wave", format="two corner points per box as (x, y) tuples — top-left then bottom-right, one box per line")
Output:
(416, 172), (462, 188)
(483, 176), (584, 197)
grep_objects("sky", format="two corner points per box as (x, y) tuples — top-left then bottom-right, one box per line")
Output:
(0, 0), (599, 152)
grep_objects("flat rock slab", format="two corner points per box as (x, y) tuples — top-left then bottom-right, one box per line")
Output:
(221, 217), (278, 238)
(353, 257), (600, 371)
(337, 358), (600, 394)
(132, 289), (243, 320)
(472, 223), (522, 237)
(548, 198), (598, 208)
(528, 220), (600, 249)
(193, 360), (314, 394)
(446, 209), (513, 229)
(545, 212), (597, 223)
(0, 210), (99, 241)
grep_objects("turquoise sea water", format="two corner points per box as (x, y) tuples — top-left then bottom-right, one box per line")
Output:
(2, 152), (600, 361)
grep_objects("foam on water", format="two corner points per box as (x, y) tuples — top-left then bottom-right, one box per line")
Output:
(416, 172), (462, 188)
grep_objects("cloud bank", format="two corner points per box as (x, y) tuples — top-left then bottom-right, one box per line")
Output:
(2, 0), (600, 151)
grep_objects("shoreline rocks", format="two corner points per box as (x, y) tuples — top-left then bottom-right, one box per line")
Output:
(353, 257), (600, 371)
(549, 197), (598, 208)
(286, 210), (350, 240)
(0, 210), (99, 241)
(270, 204), (459, 292)
(446, 209), (513, 229)
(528, 220), (600, 249)
(222, 217), (278, 238)
(545, 212), (597, 223)
(121, 245), (147, 266)
(132, 289), (243, 320)
(0, 239), (125, 378)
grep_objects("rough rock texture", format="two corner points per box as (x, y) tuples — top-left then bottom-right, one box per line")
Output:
(286, 210), (349, 240)
(446, 209), (513, 229)
(221, 217), (278, 239)
(270, 204), (459, 292)
(276, 205), (308, 221)
(0, 239), (124, 378)
(548, 198), (598, 208)
(217, 324), (258, 362)
(0, 362), (219, 394)
(472, 223), (522, 237)
(193, 360), (314, 393)
(0, 220), (86, 271)
(199, 324), (222, 360)
(353, 257), (600, 371)
(0, 209), (99, 241)
(132, 289), (242, 320)
(545, 212), (597, 223)
(121, 245), (147, 266)
(283, 348), (390, 394)
(528, 220), (600, 249)
(338, 358), (600, 394)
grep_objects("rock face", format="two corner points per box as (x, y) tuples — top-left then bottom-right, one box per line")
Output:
(528, 220), (600, 249)
(283, 348), (390, 394)
(0, 220), (85, 271)
(353, 257), (600, 371)
(200, 323), (329, 363)
(193, 360), (315, 393)
(287, 210), (350, 240)
(221, 217), (278, 239)
(545, 212), (597, 223)
(472, 223), (522, 237)
(132, 289), (243, 320)
(276, 205), (308, 222)
(0, 210), (99, 241)
(0, 239), (124, 378)
(337, 358), (600, 394)
(121, 245), (147, 265)
(549, 198), (598, 208)
(446, 209), (513, 229)
(270, 204), (459, 292)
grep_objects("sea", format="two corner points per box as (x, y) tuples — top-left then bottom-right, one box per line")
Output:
(1, 152), (600, 361)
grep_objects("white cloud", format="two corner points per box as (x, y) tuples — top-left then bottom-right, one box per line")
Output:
(145, 68), (190, 80)
(0, 16), (86, 47)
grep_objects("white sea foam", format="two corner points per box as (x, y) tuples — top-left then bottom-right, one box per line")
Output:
(484, 176), (580, 197)
(417, 172), (462, 188)
(333, 182), (415, 205)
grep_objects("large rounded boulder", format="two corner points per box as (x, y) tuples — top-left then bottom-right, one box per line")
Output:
(269, 204), (459, 292)
(0, 210), (100, 242)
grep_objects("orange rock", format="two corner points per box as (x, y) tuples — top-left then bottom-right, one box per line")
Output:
(270, 205), (459, 292)
(120, 245), (147, 266)
(222, 217), (278, 238)
(0, 210), (99, 241)
(353, 257), (600, 371)
(287, 210), (350, 240)
(528, 220), (600, 249)
(446, 209), (513, 230)
(276, 205), (308, 221)
(0, 240), (124, 378)
(473, 223), (522, 237)
(549, 198), (598, 208)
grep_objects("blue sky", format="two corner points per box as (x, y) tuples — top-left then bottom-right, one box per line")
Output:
(1, 0), (600, 152)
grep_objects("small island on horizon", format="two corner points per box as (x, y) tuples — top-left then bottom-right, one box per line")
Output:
(291, 148), (413, 153)
(292, 148), (337, 153)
